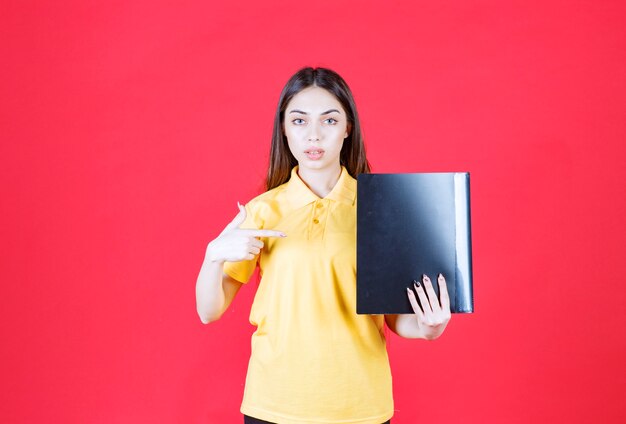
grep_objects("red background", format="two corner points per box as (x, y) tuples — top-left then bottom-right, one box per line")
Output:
(2, 1), (625, 423)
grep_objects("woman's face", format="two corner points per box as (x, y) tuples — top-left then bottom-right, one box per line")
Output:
(283, 86), (350, 172)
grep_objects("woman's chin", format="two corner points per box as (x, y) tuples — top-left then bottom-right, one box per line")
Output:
(298, 161), (336, 172)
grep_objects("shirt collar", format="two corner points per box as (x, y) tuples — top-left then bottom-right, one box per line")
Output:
(285, 165), (357, 209)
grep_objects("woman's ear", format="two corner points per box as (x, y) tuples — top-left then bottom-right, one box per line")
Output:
(345, 122), (352, 139)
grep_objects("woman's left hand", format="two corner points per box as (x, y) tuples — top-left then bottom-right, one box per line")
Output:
(406, 273), (452, 340)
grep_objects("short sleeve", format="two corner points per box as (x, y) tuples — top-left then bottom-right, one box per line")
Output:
(223, 202), (261, 284)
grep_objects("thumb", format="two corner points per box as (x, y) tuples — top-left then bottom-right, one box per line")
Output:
(222, 202), (247, 233)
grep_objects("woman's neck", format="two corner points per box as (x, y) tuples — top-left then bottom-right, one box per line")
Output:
(297, 164), (342, 198)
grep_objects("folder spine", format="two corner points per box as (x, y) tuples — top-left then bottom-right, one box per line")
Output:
(454, 173), (474, 313)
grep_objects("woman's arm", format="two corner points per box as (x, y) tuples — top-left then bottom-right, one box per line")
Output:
(384, 274), (451, 340)
(195, 254), (243, 324)
(195, 203), (285, 324)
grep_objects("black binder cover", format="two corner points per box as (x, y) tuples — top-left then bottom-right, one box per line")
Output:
(356, 172), (473, 314)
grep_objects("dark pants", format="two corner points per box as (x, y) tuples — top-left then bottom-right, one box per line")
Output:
(244, 415), (390, 424)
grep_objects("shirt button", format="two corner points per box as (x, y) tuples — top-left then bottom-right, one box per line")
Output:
(316, 202), (323, 208)
(313, 218), (319, 224)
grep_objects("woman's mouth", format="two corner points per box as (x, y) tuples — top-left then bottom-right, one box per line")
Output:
(305, 149), (325, 160)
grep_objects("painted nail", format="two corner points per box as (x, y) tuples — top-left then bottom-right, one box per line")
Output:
(438, 273), (443, 279)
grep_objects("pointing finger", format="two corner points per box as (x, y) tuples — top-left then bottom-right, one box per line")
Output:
(240, 228), (287, 238)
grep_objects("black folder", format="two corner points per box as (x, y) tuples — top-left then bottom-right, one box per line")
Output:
(356, 172), (474, 314)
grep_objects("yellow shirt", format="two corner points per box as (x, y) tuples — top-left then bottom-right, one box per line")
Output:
(224, 165), (393, 424)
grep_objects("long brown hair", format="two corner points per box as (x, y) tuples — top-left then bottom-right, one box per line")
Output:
(266, 67), (371, 191)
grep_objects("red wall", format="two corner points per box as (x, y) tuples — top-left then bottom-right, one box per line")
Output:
(2, 1), (625, 423)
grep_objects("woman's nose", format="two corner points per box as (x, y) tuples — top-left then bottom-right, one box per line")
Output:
(307, 122), (321, 141)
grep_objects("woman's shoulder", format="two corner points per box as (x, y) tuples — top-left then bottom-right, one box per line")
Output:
(243, 182), (290, 222)
(247, 181), (289, 205)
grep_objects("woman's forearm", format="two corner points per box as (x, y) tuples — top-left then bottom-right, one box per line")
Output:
(386, 313), (448, 340)
(195, 244), (227, 324)
(386, 314), (425, 339)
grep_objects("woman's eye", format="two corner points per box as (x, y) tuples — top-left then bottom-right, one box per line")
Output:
(324, 118), (338, 125)
(292, 118), (305, 125)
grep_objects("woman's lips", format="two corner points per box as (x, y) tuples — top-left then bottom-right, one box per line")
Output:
(305, 149), (324, 160)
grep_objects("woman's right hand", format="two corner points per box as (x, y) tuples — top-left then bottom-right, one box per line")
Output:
(206, 202), (286, 264)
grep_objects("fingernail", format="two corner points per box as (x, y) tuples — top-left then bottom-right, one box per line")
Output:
(237, 201), (242, 208)
(406, 287), (412, 294)
(422, 274), (428, 281)
(413, 280), (421, 289)
(280, 233), (287, 237)
(438, 273), (443, 279)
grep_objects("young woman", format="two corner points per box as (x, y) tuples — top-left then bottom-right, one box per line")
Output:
(196, 67), (451, 424)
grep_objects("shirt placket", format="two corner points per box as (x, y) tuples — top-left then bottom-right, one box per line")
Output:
(309, 199), (329, 240)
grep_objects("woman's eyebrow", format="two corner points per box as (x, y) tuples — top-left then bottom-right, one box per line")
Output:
(288, 109), (342, 115)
